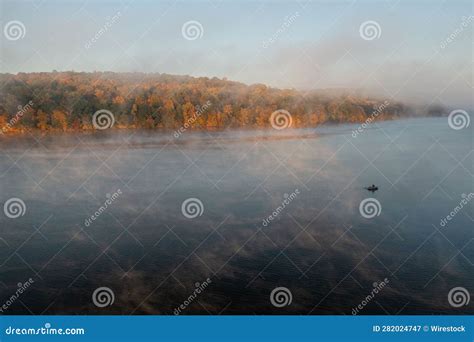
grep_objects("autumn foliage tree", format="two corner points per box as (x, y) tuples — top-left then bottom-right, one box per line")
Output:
(0, 72), (412, 133)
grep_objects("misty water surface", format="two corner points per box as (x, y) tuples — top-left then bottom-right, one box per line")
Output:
(0, 117), (472, 314)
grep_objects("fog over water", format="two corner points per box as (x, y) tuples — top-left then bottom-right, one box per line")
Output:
(0, 117), (472, 314)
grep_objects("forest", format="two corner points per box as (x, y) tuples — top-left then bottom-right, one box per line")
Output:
(0, 72), (440, 133)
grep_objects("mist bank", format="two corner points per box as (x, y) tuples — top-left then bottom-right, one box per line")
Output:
(0, 72), (447, 135)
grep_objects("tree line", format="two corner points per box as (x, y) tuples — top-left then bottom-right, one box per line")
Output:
(0, 71), (426, 133)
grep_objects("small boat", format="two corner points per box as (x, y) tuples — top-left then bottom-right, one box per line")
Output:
(365, 184), (378, 192)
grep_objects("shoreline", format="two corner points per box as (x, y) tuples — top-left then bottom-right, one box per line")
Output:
(0, 115), (440, 138)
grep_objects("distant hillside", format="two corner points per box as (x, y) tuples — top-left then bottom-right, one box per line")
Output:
(0, 72), (432, 133)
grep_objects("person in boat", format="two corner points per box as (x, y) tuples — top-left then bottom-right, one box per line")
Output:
(366, 184), (378, 191)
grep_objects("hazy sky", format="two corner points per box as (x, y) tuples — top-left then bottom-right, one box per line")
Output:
(1, 0), (472, 107)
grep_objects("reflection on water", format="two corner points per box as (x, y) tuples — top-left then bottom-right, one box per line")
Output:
(0, 117), (472, 315)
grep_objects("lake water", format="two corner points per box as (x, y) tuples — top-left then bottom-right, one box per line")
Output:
(0, 117), (472, 315)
